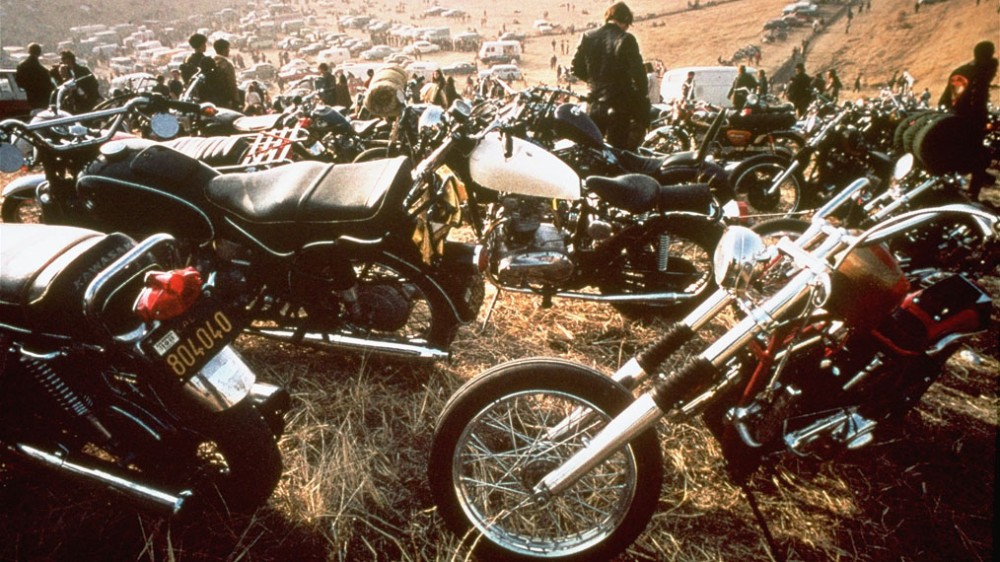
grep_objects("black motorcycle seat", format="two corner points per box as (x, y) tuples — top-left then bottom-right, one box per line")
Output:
(0, 224), (134, 333)
(351, 119), (381, 136)
(617, 150), (667, 175)
(165, 136), (251, 166)
(586, 175), (713, 214)
(205, 156), (413, 251)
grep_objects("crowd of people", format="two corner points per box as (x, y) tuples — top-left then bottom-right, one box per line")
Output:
(13, 0), (997, 200)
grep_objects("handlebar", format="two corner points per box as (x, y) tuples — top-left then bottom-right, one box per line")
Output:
(0, 94), (201, 154)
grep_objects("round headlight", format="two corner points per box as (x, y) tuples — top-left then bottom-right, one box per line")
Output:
(713, 226), (767, 293)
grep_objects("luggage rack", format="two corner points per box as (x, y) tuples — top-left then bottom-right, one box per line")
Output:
(240, 124), (313, 167)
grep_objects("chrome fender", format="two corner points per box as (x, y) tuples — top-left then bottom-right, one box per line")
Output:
(2, 172), (46, 199)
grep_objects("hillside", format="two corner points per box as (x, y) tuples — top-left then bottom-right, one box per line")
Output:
(2, 0), (995, 97)
(0, 0), (242, 51)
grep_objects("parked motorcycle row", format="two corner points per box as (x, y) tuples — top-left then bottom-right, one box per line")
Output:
(0, 75), (996, 559)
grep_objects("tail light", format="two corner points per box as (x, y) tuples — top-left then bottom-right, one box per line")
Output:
(298, 116), (312, 128)
(135, 267), (203, 322)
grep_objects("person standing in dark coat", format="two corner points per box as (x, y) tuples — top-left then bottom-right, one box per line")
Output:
(316, 63), (336, 106)
(756, 69), (769, 97)
(180, 33), (217, 102)
(938, 40), (998, 201)
(727, 64), (758, 109)
(571, 1), (648, 150)
(57, 51), (100, 113)
(15, 43), (54, 110)
(167, 69), (184, 99)
(334, 72), (353, 110)
(786, 63), (813, 117)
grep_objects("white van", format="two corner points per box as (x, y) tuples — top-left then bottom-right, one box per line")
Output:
(659, 66), (754, 108)
(478, 40), (522, 65)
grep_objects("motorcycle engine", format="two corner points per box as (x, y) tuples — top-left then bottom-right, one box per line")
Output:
(493, 196), (574, 286)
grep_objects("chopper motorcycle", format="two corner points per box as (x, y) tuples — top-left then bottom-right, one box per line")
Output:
(412, 97), (731, 317)
(427, 176), (997, 561)
(0, 95), (483, 360)
(1, 223), (288, 514)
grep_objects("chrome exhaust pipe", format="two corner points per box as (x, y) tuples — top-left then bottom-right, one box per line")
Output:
(496, 285), (699, 303)
(247, 327), (451, 360)
(12, 443), (191, 515)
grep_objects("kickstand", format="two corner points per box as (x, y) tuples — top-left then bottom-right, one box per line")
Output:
(477, 289), (502, 335)
(740, 481), (786, 562)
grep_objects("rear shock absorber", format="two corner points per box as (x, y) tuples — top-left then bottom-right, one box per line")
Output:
(20, 350), (113, 442)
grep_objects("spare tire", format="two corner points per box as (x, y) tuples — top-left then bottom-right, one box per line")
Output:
(912, 114), (981, 175)
(892, 110), (936, 153)
(904, 112), (949, 156)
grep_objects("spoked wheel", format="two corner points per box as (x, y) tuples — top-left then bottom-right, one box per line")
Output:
(429, 358), (663, 562)
(1, 194), (43, 223)
(599, 215), (719, 318)
(750, 218), (809, 301)
(730, 155), (802, 224)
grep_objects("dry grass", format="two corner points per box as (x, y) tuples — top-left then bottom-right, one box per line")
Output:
(0, 276), (996, 561)
(1, 0), (998, 559)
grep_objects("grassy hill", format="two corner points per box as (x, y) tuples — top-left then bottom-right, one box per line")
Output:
(0, 1), (997, 561)
(0, 0), (243, 52)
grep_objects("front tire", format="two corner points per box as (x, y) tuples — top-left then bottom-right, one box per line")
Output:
(429, 358), (663, 562)
(1, 194), (43, 223)
(730, 155), (802, 223)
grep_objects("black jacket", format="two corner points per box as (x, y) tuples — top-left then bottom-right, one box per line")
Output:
(939, 57), (998, 127)
(571, 23), (647, 109)
(15, 56), (54, 109)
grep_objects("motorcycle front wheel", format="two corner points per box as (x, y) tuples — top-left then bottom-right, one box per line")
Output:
(1, 194), (43, 223)
(429, 358), (663, 562)
(730, 155), (802, 223)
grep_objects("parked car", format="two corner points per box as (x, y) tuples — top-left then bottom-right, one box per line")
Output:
(403, 41), (442, 55)
(361, 45), (394, 61)
(385, 53), (414, 65)
(0, 69), (30, 120)
(442, 62), (477, 76)
(487, 63), (522, 82)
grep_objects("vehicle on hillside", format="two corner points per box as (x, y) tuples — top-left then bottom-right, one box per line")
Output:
(404, 41), (442, 55)
(0, 69), (30, 120)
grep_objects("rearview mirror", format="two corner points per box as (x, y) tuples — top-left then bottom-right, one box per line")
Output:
(0, 143), (26, 173)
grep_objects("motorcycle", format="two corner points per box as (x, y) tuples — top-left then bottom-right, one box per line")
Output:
(416, 98), (731, 317)
(727, 102), (899, 222)
(0, 96), (484, 360)
(642, 92), (804, 160)
(427, 177), (997, 561)
(0, 223), (288, 514)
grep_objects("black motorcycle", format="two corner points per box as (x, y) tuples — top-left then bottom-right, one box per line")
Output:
(1, 223), (288, 513)
(0, 96), (483, 359)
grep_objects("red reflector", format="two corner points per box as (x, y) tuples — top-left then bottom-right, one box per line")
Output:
(135, 267), (203, 322)
(298, 116), (312, 128)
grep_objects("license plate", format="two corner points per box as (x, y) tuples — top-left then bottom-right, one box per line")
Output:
(141, 298), (241, 381)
